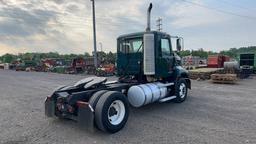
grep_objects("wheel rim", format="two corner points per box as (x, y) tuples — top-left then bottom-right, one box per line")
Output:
(179, 83), (186, 99)
(108, 100), (125, 125)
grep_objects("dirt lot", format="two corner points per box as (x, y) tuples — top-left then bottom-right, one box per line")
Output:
(0, 70), (256, 144)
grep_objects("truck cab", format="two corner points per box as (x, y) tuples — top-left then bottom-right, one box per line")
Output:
(117, 31), (188, 83)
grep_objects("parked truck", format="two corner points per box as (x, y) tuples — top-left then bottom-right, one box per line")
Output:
(239, 53), (256, 76)
(45, 3), (191, 133)
(207, 54), (230, 68)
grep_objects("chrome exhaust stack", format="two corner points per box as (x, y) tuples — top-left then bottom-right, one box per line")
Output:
(146, 3), (153, 32)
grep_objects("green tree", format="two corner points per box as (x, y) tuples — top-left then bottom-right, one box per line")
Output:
(1, 54), (15, 63)
(47, 52), (59, 58)
(106, 52), (116, 64)
(84, 52), (90, 57)
(191, 48), (208, 58)
(177, 50), (191, 57)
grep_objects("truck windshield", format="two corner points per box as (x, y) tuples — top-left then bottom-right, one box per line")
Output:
(120, 38), (143, 53)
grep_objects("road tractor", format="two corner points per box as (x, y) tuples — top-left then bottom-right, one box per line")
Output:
(45, 3), (191, 133)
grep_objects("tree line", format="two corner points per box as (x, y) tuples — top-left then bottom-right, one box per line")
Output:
(0, 51), (116, 64)
(177, 46), (256, 59)
(1, 46), (255, 63)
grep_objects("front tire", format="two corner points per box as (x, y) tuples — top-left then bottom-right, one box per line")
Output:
(95, 91), (129, 133)
(174, 78), (188, 103)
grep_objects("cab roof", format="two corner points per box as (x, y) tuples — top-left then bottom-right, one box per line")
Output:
(117, 31), (170, 40)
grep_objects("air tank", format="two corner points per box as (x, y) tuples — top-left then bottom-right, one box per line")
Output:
(127, 82), (167, 107)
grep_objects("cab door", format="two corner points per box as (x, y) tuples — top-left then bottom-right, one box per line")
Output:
(156, 36), (174, 77)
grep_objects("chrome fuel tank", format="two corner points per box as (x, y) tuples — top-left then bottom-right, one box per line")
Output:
(127, 82), (167, 107)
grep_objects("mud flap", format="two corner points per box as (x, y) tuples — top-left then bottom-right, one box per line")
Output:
(45, 98), (55, 117)
(77, 105), (95, 132)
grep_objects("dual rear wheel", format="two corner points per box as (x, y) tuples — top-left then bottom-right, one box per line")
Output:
(89, 90), (129, 133)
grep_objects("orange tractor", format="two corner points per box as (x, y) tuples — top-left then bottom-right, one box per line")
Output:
(95, 63), (115, 76)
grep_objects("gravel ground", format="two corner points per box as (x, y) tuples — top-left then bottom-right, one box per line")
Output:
(0, 70), (256, 144)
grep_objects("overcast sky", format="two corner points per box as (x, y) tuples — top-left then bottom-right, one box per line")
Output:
(0, 0), (256, 55)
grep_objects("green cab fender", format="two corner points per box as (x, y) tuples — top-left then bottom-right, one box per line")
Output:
(174, 66), (191, 89)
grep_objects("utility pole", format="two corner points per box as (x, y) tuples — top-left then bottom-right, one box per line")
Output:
(156, 17), (162, 32)
(91, 0), (97, 67)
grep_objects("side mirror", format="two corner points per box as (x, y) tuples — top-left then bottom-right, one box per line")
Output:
(176, 38), (182, 51)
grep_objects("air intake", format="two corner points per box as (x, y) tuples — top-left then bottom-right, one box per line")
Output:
(143, 33), (155, 75)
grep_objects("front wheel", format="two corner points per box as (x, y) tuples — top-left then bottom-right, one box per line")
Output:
(174, 78), (188, 103)
(95, 91), (129, 133)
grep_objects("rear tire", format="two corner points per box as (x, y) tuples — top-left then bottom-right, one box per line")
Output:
(174, 78), (188, 103)
(89, 90), (108, 109)
(88, 90), (108, 129)
(95, 91), (129, 133)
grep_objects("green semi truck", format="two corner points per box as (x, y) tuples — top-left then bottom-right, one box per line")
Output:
(239, 53), (256, 74)
(45, 3), (190, 133)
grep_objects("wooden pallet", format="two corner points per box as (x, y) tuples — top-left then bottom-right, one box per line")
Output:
(188, 68), (223, 80)
(211, 74), (237, 84)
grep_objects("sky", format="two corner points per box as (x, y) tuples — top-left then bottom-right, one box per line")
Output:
(0, 0), (256, 56)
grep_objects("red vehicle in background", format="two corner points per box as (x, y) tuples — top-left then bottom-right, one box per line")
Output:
(207, 55), (230, 68)
(71, 57), (86, 73)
